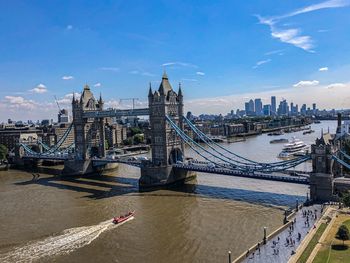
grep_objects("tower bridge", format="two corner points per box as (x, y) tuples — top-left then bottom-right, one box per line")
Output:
(16, 73), (350, 198)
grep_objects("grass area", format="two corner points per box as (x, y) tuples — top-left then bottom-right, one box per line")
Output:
(313, 216), (350, 263)
(297, 223), (327, 263)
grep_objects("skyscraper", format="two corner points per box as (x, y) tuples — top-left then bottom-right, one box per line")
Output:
(254, 98), (263, 116)
(277, 99), (289, 116)
(271, 96), (276, 115)
(263, 104), (271, 116)
(245, 99), (255, 116)
(301, 104), (307, 115)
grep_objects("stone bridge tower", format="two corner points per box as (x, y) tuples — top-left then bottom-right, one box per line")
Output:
(139, 72), (196, 188)
(309, 133), (336, 202)
(63, 85), (106, 175)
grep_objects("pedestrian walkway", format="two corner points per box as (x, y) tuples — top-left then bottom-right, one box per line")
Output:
(240, 205), (322, 263)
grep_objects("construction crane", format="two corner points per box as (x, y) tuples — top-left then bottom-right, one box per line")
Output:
(119, 98), (139, 110)
(54, 95), (62, 112)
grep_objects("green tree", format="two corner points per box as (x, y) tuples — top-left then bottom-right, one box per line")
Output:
(130, 127), (142, 136)
(0, 144), (8, 160)
(133, 134), (144, 145)
(336, 224), (350, 246)
(342, 192), (350, 208)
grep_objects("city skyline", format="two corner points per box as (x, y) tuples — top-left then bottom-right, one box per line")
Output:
(1, 0), (350, 120)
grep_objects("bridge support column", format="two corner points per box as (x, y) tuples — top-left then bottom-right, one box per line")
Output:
(139, 165), (196, 189)
(309, 138), (336, 202)
(139, 73), (196, 189)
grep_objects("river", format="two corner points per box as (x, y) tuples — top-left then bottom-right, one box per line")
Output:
(0, 121), (336, 263)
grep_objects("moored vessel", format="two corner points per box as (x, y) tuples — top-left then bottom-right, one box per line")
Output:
(278, 137), (309, 158)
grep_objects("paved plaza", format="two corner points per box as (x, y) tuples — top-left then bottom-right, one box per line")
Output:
(241, 205), (322, 263)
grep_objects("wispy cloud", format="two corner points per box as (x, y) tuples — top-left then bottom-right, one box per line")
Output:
(66, 25), (73, 30)
(293, 80), (319, 88)
(62, 75), (74, 80)
(4, 96), (38, 110)
(318, 29), (329, 33)
(196, 71), (205, 76)
(264, 49), (284, 56)
(30, 84), (48, 94)
(182, 78), (198, 82)
(161, 62), (198, 68)
(99, 67), (119, 72)
(327, 82), (346, 89)
(94, 83), (101, 87)
(129, 70), (155, 77)
(256, 0), (349, 51)
(319, 67), (329, 71)
(253, 59), (271, 69)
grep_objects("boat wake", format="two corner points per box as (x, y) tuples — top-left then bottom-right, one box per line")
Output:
(0, 217), (134, 263)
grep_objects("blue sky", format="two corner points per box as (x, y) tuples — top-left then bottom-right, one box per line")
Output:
(1, 0), (350, 121)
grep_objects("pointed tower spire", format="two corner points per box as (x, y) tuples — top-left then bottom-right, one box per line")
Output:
(178, 82), (183, 96)
(148, 82), (153, 97)
(162, 69), (168, 80)
(72, 92), (75, 102)
(99, 92), (103, 103)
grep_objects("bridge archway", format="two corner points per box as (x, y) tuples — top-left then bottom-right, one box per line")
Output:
(90, 146), (99, 157)
(168, 148), (183, 165)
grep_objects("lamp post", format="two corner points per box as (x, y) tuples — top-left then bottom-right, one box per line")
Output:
(263, 226), (267, 244)
(228, 251), (231, 263)
(283, 209), (288, 224)
(296, 199), (299, 211)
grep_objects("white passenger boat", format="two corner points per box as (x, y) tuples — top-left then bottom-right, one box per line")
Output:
(278, 137), (309, 158)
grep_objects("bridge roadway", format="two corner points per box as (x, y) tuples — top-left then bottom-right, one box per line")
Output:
(82, 108), (149, 119)
(22, 154), (72, 161)
(21, 153), (309, 184)
(172, 163), (310, 185)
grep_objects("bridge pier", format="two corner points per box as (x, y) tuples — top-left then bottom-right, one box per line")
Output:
(140, 165), (196, 189)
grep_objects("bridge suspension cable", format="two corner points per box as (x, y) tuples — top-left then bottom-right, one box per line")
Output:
(167, 116), (309, 173)
(182, 116), (310, 168)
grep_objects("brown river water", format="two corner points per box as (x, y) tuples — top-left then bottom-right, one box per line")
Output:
(0, 121), (336, 263)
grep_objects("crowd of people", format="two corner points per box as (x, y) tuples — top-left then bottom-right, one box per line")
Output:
(243, 206), (321, 262)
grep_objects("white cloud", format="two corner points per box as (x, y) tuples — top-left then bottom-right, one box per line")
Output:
(30, 84), (48, 94)
(94, 83), (101, 87)
(57, 93), (81, 105)
(62, 75), (74, 80)
(66, 25), (73, 30)
(264, 49), (284, 56)
(129, 70), (155, 77)
(253, 59), (271, 69)
(319, 67), (329, 71)
(270, 28), (313, 51)
(4, 96), (37, 110)
(327, 82), (346, 89)
(161, 62), (198, 68)
(196, 71), (205, 76)
(281, 0), (349, 19)
(293, 80), (320, 88)
(182, 78), (198, 82)
(100, 67), (119, 72)
(141, 72), (156, 77)
(256, 0), (349, 51)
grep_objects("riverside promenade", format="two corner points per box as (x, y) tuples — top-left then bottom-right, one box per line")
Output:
(234, 205), (321, 263)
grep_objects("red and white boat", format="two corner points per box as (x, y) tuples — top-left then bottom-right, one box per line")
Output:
(112, 211), (135, 224)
